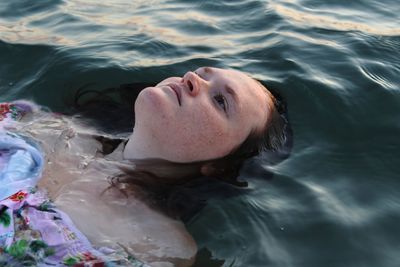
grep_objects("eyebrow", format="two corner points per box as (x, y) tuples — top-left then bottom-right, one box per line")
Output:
(225, 84), (239, 106)
(203, 67), (212, 73)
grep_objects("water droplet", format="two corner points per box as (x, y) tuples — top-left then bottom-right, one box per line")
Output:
(143, 235), (152, 242)
(78, 161), (88, 169)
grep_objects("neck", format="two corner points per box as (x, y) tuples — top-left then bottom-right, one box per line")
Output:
(123, 129), (159, 160)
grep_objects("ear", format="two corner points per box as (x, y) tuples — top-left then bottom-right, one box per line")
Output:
(200, 161), (229, 177)
(200, 163), (216, 177)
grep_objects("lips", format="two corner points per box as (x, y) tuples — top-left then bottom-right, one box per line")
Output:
(168, 83), (182, 106)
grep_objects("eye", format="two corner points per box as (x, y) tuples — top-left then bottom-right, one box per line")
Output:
(194, 69), (208, 80)
(214, 93), (228, 112)
(194, 70), (202, 78)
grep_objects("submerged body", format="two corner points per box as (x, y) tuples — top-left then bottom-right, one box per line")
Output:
(15, 107), (196, 267)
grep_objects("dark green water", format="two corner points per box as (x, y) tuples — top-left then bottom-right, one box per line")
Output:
(1, 0), (399, 266)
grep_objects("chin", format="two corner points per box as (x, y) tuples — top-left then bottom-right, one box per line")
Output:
(136, 87), (172, 114)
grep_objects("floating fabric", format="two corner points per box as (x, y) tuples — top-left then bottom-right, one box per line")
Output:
(0, 132), (44, 201)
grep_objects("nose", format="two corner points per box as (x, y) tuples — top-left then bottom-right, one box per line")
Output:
(181, 71), (205, 96)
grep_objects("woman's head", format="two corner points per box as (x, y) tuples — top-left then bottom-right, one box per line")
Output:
(124, 67), (278, 164)
(73, 67), (290, 220)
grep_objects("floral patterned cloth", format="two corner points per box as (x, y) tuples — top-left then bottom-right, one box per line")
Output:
(0, 101), (151, 267)
(0, 102), (23, 122)
(0, 188), (149, 266)
(0, 101), (35, 131)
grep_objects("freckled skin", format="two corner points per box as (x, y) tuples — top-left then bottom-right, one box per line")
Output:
(124, 67), (272, 163)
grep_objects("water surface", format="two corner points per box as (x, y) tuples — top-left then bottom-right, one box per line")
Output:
(1, 0), (399, 266)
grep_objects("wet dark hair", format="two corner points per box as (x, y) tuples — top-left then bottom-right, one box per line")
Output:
(70, 77), (292, 221)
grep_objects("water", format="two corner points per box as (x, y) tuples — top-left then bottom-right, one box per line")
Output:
(1, 0), (399, 266)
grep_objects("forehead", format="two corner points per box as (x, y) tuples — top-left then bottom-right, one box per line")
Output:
(198, 67), (257, 88)
(198, 67), (270, 132)
(197, 67), (249, 88)
(202, 67), (266, 98)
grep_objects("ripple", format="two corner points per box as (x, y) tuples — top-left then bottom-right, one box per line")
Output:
(156, 10), (222, 35)
(302, 181), (374, 225)
(358, 60), (398, 90)
(0, 0), (63, 19)
(271, 3), (400, 36)
(0, 20), (78, 46)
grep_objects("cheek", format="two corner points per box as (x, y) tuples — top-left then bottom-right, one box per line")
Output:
(133, 90), (179, 149)
(168, 108), (233, 160)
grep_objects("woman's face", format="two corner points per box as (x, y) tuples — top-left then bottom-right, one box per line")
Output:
(133, 67), (272, 162)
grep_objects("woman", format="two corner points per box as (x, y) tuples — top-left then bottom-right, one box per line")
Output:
(1, 67), (290, 267)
